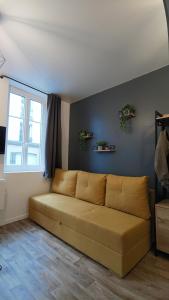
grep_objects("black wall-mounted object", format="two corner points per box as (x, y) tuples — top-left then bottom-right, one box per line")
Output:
(0, 126), (6, 154)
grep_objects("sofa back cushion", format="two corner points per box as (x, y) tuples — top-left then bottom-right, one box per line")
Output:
(105, 174), (150, 219)
(52, 169), (77, 197)
(75, 171), (106, 205)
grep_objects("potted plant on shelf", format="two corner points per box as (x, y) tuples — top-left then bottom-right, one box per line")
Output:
(119, 104), (136, 129)
(96, 141), (108, 151)
(79, 129), (93, 150)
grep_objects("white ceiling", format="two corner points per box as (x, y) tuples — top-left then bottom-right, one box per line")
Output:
(0, 0), (168, 102)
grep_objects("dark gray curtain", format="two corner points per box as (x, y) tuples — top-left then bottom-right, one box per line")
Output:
(44, 94), (62, 179)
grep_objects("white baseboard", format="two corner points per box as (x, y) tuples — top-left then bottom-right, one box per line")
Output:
(4, 213), (28, 225)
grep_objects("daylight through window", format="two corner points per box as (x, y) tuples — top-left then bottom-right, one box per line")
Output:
(5, 86), (47, 172)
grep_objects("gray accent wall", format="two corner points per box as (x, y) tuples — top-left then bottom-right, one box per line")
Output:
(69, 66), (169, 186)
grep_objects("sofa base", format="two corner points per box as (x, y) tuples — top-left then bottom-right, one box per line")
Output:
(29, 208), (150, 278)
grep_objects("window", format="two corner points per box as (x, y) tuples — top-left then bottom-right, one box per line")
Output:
(5, 86), (47, 172)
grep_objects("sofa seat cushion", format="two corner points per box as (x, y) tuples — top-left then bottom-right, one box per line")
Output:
(75, 206), (150, 254)
(75, 171), (106, 205)
(52, 169), (77, 197)
(105, 174), (150, 220)
(29, 193), (95, 223)
(30, 193), (150, 255)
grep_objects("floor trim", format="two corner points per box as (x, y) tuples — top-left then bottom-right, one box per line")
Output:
(2, 213), (28, 226)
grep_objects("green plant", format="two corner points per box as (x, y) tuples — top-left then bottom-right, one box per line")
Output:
(79, 129), (92, 150)
(96, 140), (108, 147)
(79, 129), (87, 139)
(119, 104), (136, 129)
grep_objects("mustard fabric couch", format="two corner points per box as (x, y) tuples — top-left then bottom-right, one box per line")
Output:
(29, 169), (151, 277)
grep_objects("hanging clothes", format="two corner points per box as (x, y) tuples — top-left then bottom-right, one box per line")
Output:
(155, 129), (169, 189)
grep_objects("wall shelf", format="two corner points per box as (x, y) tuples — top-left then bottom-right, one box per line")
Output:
(93, 149), (116, 152)
(82, 135), (93, 140)
(156, 114), (169, 126)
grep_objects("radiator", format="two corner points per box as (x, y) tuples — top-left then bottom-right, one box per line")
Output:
(0, 179), (6, 210)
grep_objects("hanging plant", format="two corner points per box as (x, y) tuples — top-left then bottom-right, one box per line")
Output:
(119, 104), (136, 129)
(79, 129), (93, 150)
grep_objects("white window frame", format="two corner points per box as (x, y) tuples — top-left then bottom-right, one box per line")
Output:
(5, 86), (47, 173)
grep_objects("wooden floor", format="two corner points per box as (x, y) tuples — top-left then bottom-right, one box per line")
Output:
(0, 220), (169, 300)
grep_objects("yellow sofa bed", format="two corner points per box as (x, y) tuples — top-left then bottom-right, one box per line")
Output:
(29, 169), (151, 277)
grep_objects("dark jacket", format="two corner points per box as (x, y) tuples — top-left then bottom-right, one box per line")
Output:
(155, 130), (169, 189)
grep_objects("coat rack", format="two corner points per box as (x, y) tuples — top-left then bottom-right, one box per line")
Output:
(155, 110), (169, 200)
(154, 110), (169, 253)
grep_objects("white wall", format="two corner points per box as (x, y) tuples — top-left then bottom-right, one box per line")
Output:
(0, 78), (8, 178)
(0, 172), (50, 226)
(0, 78), (8, 125)
(0, 78), (70, 226)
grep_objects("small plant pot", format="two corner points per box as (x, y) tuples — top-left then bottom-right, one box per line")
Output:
(97, 146), (103, 151)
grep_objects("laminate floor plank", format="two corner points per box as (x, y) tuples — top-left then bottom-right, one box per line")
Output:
(1, 219), (169, 300)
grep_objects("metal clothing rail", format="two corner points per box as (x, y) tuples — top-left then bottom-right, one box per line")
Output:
(154, 110), (169, 255)
(0, 75), (49, 96)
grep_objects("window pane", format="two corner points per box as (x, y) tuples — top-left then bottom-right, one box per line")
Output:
(27, 147), (40, 166)
(29, 121), (40, 144)
(30, 100), (41, 122)
(6, 144), (23, 166)
(9, 93), (24, 118)
(8, 117), (23, 142)
(5, 87), (45, 172)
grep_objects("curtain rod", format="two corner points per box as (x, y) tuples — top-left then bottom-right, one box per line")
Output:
(0, 75), (49, 96)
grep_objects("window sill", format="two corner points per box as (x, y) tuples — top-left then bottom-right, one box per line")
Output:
(4, 170), (44, 174)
